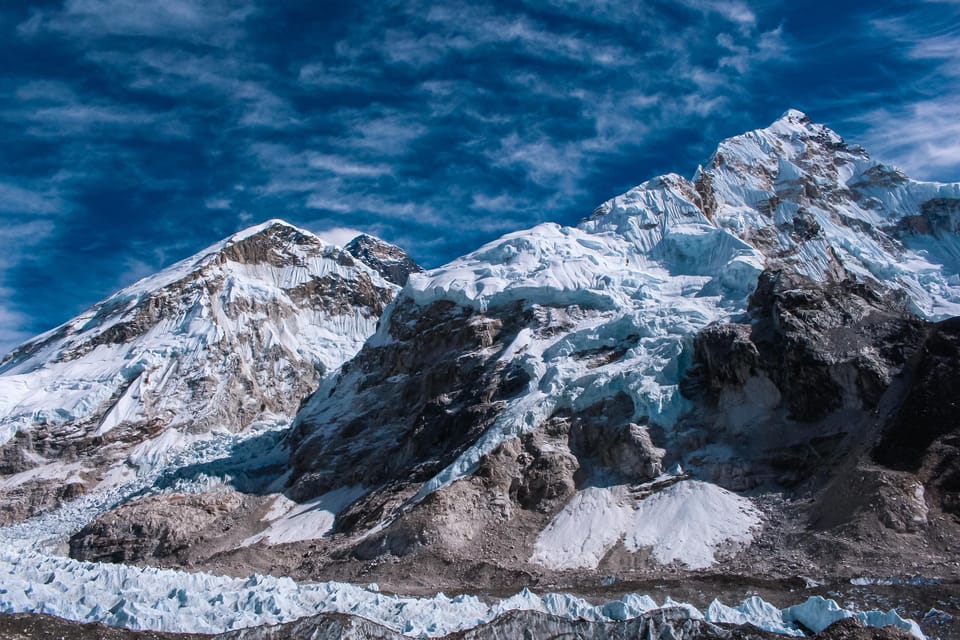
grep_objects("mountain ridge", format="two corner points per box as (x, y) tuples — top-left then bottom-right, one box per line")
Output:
(270, 108), (960, 589)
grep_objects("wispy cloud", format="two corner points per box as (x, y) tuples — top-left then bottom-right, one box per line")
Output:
(306, 155), (392, 178)
(8, 0), (953, 348)
(0, 181), (67, 215)
(0, 218), (59, 355)
(19, 0), (254, 45)
(859, 100), (960, 178)
(851, 7), (960, 179)
(314, 226), (364, 246)
(3, 78), (189, 140)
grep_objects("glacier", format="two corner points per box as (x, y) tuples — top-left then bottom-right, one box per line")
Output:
(0, 541), (924, 637)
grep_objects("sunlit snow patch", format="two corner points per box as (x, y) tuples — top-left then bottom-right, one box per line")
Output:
(531, 480), (761, 570)
(242, 485), (367, 546)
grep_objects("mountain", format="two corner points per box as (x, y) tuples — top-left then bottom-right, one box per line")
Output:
(263, 110), (959, 585)
(0, 220), (410, 523)
(1, 111), (956, 640)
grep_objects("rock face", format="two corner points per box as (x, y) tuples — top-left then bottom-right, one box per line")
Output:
(0, 220), (400, 523)
(288, 298), (535, 502)
(681, 269), (929, 487)
(873, 317), (960, 516)
(345, 234), (423, 286)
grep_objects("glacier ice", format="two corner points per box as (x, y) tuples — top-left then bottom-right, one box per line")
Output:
(0, 541), (924, 637)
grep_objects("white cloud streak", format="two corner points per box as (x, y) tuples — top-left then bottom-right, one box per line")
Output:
(854, 10), (960, 179)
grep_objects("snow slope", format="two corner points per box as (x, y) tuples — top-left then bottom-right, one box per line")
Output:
(0, 220), (396, 446)
(241, 485), (368, 547)
(531, 480), (761, 570)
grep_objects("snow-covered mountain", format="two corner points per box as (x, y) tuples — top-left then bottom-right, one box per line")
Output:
(1, 111), (956, 640)
(0, 220), (406, 522)
(273, 109), (960, 581)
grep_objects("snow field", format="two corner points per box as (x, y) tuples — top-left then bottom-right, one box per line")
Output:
(241, 485), (368, 546)
(531, 480), (762, 570)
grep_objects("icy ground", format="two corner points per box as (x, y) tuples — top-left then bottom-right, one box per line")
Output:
(0, 543), (925, 638)
(0, 417), (928, 638)
(0, 419), (925, 638)
(0, 418), (291, 550)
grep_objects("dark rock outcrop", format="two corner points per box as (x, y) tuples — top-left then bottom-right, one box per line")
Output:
(346, 234), (423, 286)
(745, 270), (926, 422)
(873, 317), (960, 516)
(681, 269), (929, 488)
(288, 298), (534, 505)
(874, 317), (960, 470)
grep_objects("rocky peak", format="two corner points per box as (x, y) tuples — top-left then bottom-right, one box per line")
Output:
(271, 112), (960, 585)
(216, 219), (324, 266)
(345, 233), (423, 286)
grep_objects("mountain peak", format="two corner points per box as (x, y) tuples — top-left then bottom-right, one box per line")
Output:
(226, 219), (318, 245)
(776, 108), (810, 124)
(346, 233), (423, 286)
(0, 216), (404, 520)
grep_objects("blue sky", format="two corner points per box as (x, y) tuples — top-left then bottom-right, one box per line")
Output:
(1, 0), (959, 354)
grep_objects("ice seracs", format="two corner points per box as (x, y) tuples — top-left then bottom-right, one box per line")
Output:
(0, 543), (924, 637)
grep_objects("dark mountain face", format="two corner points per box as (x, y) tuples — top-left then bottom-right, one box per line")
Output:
(345, 233), (423, 286)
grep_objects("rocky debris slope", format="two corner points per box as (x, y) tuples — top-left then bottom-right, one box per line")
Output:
(0, 613), (204, 639)
(67, 490), (258, 565)
(0, 220), (407, 523)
